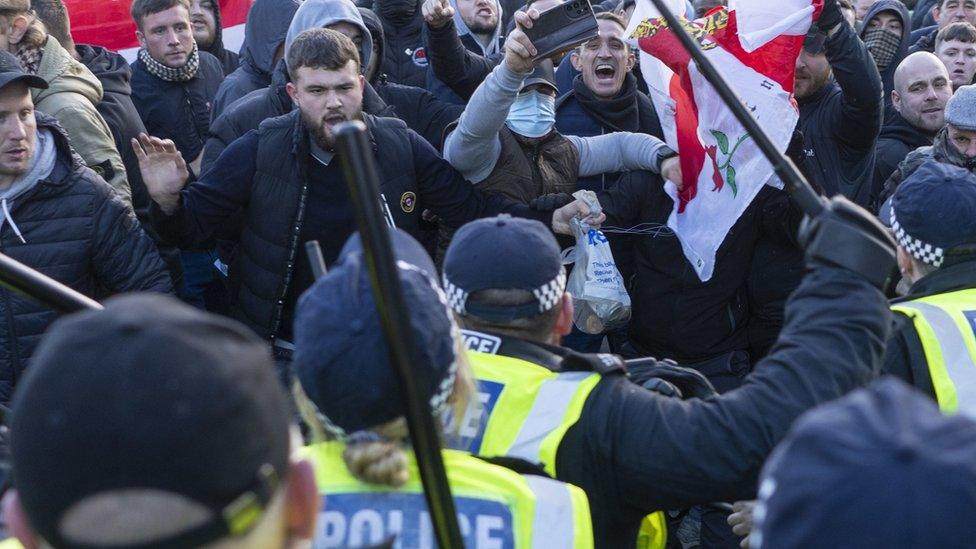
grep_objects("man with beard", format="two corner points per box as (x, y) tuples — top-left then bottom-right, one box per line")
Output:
(203, 0), (461, 171)
(795, 0), (883, 207)
(134, 28), (595, 383)
(876, 84), (976, 209)
(935, 22), (976, 90)
(874, 53), (952, 193)
(423, 0), (504, 104)
(189, 0), (239, 76)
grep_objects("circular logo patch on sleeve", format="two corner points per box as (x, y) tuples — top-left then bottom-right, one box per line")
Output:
(400, 191), (417, 213)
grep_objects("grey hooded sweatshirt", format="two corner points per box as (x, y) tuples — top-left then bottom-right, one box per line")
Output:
(284, 0), (374, 73)
(211, 0), (300, 119)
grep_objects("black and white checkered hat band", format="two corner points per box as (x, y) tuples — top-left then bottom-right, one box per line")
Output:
(892, 212), (944, 268)
(442, 268), (567, 316)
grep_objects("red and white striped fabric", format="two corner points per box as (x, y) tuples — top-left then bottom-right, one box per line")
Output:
(625, 0), (820, 281)
(66, 0), (253, 62)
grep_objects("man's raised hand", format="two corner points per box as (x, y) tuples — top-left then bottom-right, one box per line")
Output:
(131, 133), (189, 215)
(423, 0), (454, 28)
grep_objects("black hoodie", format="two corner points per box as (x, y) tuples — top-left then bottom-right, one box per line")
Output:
(199, 0), (240, 76)
(873, 111), (936, 201)
(859, 0), (911, 105)
(373, 0), (429, 87)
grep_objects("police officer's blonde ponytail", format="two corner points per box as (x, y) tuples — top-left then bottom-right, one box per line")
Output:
(343, 419), (411, 487)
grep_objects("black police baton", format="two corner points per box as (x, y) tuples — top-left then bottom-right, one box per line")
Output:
(640, 0), (826, 217)
(0, 252), (101, 313)
(334, 121), (463, 549)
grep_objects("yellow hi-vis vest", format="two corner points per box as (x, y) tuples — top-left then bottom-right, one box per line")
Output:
(301, 441), (594, 549)
(891, 288), (976, 416)
(458, 348), (666, 549)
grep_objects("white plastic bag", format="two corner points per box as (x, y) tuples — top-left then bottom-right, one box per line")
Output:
(564, 191), (631, 334)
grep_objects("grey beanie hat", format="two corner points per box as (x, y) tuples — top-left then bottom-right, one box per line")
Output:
(945, 85), (976, 131)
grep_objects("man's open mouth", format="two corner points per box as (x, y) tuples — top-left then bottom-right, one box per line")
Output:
(595, 63), (616, 80)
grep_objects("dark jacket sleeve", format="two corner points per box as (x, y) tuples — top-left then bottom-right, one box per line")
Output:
(425, 20), (502, 101)
(596, 169), (657, 229)
(383, 83), (464, 148)
(825, 21), (884, 153)
(581, 266), (890, 511)
(881, 311), (936, 400)
(91, 183), (174, 294)
(411, 130), (552, 226)
(201, 106), (248, 172)
(150, 131), (258, 249)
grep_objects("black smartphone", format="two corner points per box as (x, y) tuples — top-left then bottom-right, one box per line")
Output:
(523, 0), (600, 61)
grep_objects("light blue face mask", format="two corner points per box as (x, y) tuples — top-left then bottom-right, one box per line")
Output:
(505, 90), (556, 138)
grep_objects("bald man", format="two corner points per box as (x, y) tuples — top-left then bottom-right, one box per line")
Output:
(873, 52), (953, 199)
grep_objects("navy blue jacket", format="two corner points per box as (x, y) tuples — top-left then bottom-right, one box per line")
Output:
(131, 51), (225, 164)
(797, 21), (883, 206)
(153, 111), (546, 339)
(0, 115), (172, 402)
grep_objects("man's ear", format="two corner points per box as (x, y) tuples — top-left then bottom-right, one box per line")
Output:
(625, 49), (636, 72)
(932, 3), (941, 22)
(6, 14), (31, 47)
(570, 50), (583, 72)
(3, 490), (41, 549)
(554, 293), (574, 341)
(359, 73), (366, 91)
(135, 29), (147, 51)
(891, 89), (902, 113)
(284, 458), (319, 541)
(286, 82), (300, 106)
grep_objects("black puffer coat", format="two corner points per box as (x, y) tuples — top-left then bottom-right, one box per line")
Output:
(0, 115), (172, 403)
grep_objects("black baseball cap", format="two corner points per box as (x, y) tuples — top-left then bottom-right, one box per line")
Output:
(0, 50), (47, 91)
(8, 294), (291, 548)
(521, 59), (558, 94)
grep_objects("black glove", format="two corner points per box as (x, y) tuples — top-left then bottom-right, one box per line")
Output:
(798, 195), (896, 290)
(530, 192), (574, 211)
(626, 358), (718, 400)
(817, 0), (844, 33)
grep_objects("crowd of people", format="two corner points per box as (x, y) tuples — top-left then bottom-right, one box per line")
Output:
(0, 0), (971, 546)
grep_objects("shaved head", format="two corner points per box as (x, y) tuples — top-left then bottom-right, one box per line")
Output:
(895, 52), (952, 92)
(892, 52), (953, 134)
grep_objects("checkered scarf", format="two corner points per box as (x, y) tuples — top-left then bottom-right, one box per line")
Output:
(863, 27), (902, 72)
(137, 42), (200, 82)
(15, 43), (42, 75)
